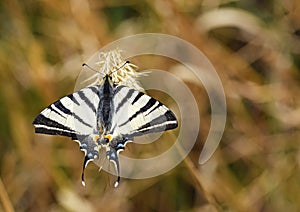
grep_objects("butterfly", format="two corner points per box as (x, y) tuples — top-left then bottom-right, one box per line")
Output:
(33, 63), (178, 187)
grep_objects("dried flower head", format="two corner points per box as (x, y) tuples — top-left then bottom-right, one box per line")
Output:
(83, 49), (145, 91)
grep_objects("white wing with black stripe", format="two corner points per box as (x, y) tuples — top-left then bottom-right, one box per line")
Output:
(112, 85), (178, 139)
(33, 86), (100, 138)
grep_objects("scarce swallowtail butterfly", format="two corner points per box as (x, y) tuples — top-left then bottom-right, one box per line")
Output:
(33, 55), (178, 188)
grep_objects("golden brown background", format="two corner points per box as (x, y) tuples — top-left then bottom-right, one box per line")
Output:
(1, 0), (300, 211)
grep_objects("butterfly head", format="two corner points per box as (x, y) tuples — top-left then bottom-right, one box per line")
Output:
(103, 74), (114, 85)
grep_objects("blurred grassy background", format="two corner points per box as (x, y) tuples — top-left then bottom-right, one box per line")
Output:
(1, 0), (300, 211)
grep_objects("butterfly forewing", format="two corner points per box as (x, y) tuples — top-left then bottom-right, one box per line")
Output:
(112, 85), (178, 138)
(33, 86), (100, 137)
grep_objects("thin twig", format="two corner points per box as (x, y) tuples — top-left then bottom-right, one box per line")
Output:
(0, 177), (14, 212)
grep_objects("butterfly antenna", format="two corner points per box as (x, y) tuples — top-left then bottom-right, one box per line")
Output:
(82, 63), (99, 73)
(110, 61), (130, 75)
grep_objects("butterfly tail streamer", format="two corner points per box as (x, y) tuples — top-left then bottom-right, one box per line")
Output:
(105, 137), (130, 187)
(81, 156), (91, 186)
(105, 147), (121, 187)
(77, 135), (100, 186)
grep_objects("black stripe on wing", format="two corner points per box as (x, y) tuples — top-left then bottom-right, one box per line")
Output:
(114, 85), (125, 95)
(130, 98), (157, 121)
(118, 97), (157, 127)
(54, 100), (72, 116)
(115, 89), (135, 113)
(138, 110), (178, 131)
(145, 102), (163, 116)
(123, 110), (178, 137)
(132, 92), (144, 104)
(48, 101), (91, 129)
(41, 98), (93, 129)
(77, 90), (96, 113)
(33, 114), (77, 137)
(35, 126), (78, 139)
(67, 93), (80, 105)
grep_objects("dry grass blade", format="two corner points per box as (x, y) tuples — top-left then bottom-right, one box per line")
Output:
(0, 178), (14, 212)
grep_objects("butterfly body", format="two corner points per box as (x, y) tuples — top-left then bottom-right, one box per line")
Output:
(33, 73), (178, 187)
(98, 75), (114, 134)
